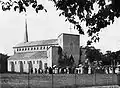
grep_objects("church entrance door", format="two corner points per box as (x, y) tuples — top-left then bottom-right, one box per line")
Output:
(19, 61), (23, 73)
(28, 61), (33, 73)
(11, 62), (14, 72)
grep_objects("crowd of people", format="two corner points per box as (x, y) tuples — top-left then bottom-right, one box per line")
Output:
(28, 64), (120, 74)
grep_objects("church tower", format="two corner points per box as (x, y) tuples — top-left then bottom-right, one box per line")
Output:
(24, 14), (28, 43)
(58, 33), (80, 65)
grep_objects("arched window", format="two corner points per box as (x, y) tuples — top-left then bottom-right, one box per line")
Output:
(43, 46), (45, 49)
(40, 46), (42, 50)
(22, 48), (24, 51)
(37, 47), (39, 50)
(28, 61), (33, 73)
(10, 61), (14, 72)
(39, 61), (42, 69)
(37, 60), (38, 64)
(25, 48), (27, 51)
(47, 46), (48, 49)
(44, 63), (47, 69)
(19, 61), (23, 73)
(34, 47), (36, 50)
(28, 48), (29, 50)
(31, 47), (33, 50)
(19, 48), (21, 51)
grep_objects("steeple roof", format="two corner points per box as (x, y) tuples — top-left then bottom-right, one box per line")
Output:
(24, 16), (28, 43)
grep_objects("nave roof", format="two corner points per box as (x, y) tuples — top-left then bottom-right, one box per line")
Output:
(8, 51), (47, 60)
(14, 39), (58, 48)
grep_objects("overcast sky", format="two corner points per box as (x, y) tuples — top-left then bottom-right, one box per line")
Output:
(0, 0), (120, 55)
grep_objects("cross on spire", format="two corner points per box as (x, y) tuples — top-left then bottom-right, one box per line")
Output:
(24, 13), (28, 43)
(69, 24), (72, 32)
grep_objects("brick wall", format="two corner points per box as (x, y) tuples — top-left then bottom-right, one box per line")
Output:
(0, 73), (119, 88)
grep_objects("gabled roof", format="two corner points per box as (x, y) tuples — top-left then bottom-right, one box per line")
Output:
(14, 39), (58, 48)
(8, 51), (47, 60)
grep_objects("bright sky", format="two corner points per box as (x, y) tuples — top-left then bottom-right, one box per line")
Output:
(0, 0), (120, 55)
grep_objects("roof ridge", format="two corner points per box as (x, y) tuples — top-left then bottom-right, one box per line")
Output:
(14, 39), (58, 48)
(17, 39), (58, 44)
(29, 38), (57, 42)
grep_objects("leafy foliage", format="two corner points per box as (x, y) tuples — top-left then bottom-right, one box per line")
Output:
(82, 46), (120, 66)
(0, 53), (9, 73)
(58, 54), (74, 67)
(0, 0), (47, 13)
(85, 46), (102, 63)
(1, 0), (120, 44)
(102, 50), (120, 65)
(58, 47), (74, 67)
(52, 0), (120, 45)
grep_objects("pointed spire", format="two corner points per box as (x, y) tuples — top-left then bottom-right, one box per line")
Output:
(24, 13), (28, 43)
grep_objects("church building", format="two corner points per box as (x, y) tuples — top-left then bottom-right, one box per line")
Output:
(8, 20), (80, 73)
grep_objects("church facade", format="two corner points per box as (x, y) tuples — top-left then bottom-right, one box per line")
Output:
(8, 28), (80, 73)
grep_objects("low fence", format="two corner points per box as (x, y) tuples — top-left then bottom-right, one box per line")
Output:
(0, 73), (119, 88)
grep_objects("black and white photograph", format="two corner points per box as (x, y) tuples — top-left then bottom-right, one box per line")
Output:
(0, 0), (120, 88)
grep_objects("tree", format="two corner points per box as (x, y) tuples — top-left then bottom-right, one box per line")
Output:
(101, 50), (120, 73)
(1, 0), (120, 44)
(103, 50), (120, 65)
(115, 50), (120, 63)
(53, 0), (120, 45)
(0, 53), (9, 73)
(101, 51), (112, 65)
(57, 47), (74, 67)
(85, 46), (102, 63)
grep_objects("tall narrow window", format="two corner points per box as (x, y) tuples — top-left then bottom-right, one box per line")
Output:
(44, 63), (47, 69)
(10, 61), (15, 72)
(37, 47), (39, 50)
(22, 48), (24, 51)
(43, 46), (45, 49)
(40, 46), (42, 50)
(19, 61), (23, 73)
(28, 61), (33, 73)
(39, 61), (42, 69)
(25, 48), (27, 51)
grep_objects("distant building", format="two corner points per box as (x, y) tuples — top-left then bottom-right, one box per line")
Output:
(8, 25), (80, 73)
